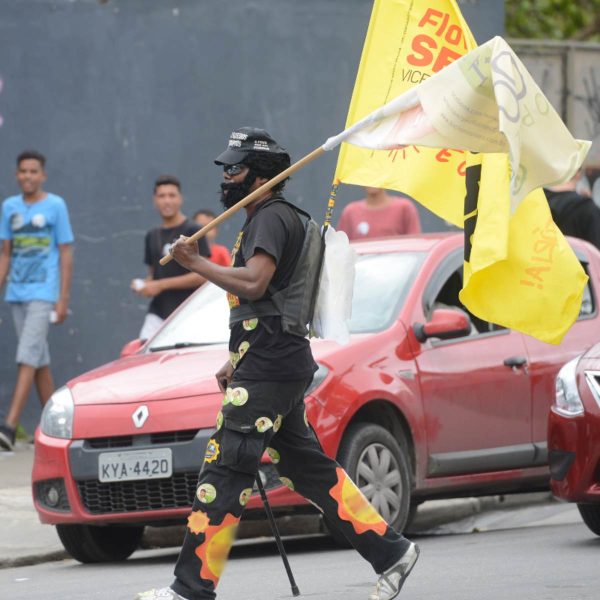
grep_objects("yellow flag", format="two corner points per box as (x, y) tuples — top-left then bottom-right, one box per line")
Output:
(335, 0), (477, 225)
(461, 154), (587, 344)
(333, 0), (588, 344)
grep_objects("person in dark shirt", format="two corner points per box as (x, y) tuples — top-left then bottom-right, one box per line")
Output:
(131, 175), (210, 340)
(545, 174), (600, 250)
(135, 129), (419, 600)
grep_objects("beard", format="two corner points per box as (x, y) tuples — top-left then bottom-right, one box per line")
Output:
(219, 170), (257, 209)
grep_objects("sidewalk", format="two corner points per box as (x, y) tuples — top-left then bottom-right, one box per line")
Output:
(0, 442), (558, 570)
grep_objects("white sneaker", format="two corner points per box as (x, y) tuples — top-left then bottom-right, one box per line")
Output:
(368, 542), (420, 600)
(134, 588), (189, 600)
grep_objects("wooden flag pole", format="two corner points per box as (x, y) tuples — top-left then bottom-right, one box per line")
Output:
(159, 146), (326, 266)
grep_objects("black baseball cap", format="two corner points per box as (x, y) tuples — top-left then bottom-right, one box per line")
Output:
(214, 127), (289, 165)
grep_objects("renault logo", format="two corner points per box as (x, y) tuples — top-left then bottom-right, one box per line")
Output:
(132, 405), (149, 428)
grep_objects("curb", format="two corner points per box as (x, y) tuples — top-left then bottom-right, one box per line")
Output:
(0, 492), (555, 569)
(405, 491), (553, 533)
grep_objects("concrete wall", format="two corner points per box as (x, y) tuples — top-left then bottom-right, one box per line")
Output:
(511, 40), (600, 139)
(0, 0), (504, 432)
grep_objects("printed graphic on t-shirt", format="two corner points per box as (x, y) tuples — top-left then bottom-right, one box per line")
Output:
(357, 221), (370, 235)
(226, 231), (243, 309)
(9, 218), (51, 284)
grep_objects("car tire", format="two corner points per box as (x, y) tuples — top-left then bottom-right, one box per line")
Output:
(324, 423), (412, 547)
(56, 524), (144, 563)
(577, 503), (600, 536)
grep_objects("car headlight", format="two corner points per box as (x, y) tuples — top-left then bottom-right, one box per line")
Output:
(305, 363), (330, 397)
(554, 356), (584, 417)
(40, 387), (74, 439)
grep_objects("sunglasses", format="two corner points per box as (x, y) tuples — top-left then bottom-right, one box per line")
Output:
(223, 164), (245, 176)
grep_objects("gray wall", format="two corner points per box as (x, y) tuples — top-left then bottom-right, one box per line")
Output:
(510, 40), (600, 139)
(0, 0), (504, 432)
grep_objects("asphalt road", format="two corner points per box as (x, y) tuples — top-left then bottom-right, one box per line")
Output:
(1, 504), (598, 600)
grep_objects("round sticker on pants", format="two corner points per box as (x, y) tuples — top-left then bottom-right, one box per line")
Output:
(255, 417), (273, 433)
(229, 387), (249, 406)
(238, 341), (250, 358)
(243, 318), (258, 331)
(239, 487), (253, 506)
(267, 447), (280, 464)
(279, 477), (295, 491)
(197, 483), (217, 504)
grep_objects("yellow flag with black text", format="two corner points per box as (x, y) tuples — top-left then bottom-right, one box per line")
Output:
(460, 154), (587, 344)
(332, 0), (588, 343)
(335, 0), (477, 225)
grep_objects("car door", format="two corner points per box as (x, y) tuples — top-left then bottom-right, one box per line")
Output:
(413, 252), (534, 478)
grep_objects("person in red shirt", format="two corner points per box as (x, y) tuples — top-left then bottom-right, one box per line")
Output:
(337, 187), (421, 240)
(193, 209), (231, 267)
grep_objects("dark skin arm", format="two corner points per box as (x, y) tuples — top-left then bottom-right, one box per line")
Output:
(170, 234), (276, 393)
(169, 234), (276, 302)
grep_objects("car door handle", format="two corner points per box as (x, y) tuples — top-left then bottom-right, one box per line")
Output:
(503, 356), (528, 369)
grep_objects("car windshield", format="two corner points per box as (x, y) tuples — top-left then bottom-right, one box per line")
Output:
(145, 251), (423, 351)
(348, 252), (423, 333)
(146, 282), (231, 351)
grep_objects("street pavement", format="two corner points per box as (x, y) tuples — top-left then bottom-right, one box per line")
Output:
(0, 441), (576, 570)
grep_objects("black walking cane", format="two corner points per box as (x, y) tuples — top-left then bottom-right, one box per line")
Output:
(255, 473), (300, 596)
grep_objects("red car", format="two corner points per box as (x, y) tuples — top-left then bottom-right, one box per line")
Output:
(548, 341), (600, 536)
(33, 233), (600, 562)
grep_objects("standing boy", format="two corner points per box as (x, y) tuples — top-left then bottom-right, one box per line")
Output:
(131, 175), (210, 340)
(0, 150), (73, 451)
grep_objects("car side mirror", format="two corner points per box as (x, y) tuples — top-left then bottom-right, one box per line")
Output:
(413, 308), (471, 343)
(120, 339), (144, 358)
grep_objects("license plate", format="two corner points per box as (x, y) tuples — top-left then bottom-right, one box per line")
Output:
(98, 448), (173, 483)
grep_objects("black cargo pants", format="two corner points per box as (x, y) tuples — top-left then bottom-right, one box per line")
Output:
(171, 375), (411, 600)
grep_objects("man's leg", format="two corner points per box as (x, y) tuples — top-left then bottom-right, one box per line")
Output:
(34, 365), (54, 406)
(136, 377), (310, 600)
(269, 402), (417, 582)
(5, 364), (37, 429)
(4, 300), (52, 428)
(139, 313), (164, 341)
(169, 427), (261, 600)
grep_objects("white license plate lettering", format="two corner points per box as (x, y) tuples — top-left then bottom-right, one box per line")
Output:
(98, 449), (173, 482)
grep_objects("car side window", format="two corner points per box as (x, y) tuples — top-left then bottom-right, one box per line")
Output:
(430, 266), (504, 336)
(579, 263), (595, 318)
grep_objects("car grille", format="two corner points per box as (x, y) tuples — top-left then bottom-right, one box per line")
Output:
(77, 464), (281, 515)
(78, 472), (198, 514)
(87, 430), (198, 449)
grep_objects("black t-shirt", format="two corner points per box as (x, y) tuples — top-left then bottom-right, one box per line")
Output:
(545, 189), (600, 250)
(227, 198), (317, 381)
(144, 219), (210, 319)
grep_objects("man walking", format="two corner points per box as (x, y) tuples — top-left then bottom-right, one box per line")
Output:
(0, 150), (73, 451)
(131, 175), (210, 340)
(136, 128), (418, 600)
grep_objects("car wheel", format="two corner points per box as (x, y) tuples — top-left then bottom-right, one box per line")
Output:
(324, 423), (412, 546)
(56, 524), (144, 563)
(577, 503), (600, 536)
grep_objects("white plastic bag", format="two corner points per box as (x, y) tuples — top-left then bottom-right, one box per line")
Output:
(311, 227), (357, 345)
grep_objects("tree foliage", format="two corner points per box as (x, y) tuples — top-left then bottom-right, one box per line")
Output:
(506, 0), (600, 41)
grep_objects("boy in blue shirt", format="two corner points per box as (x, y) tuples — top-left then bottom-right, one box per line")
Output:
(0, 150), (74, 451)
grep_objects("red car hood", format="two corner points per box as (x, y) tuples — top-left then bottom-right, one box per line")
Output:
(69, 338), (346, 406)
